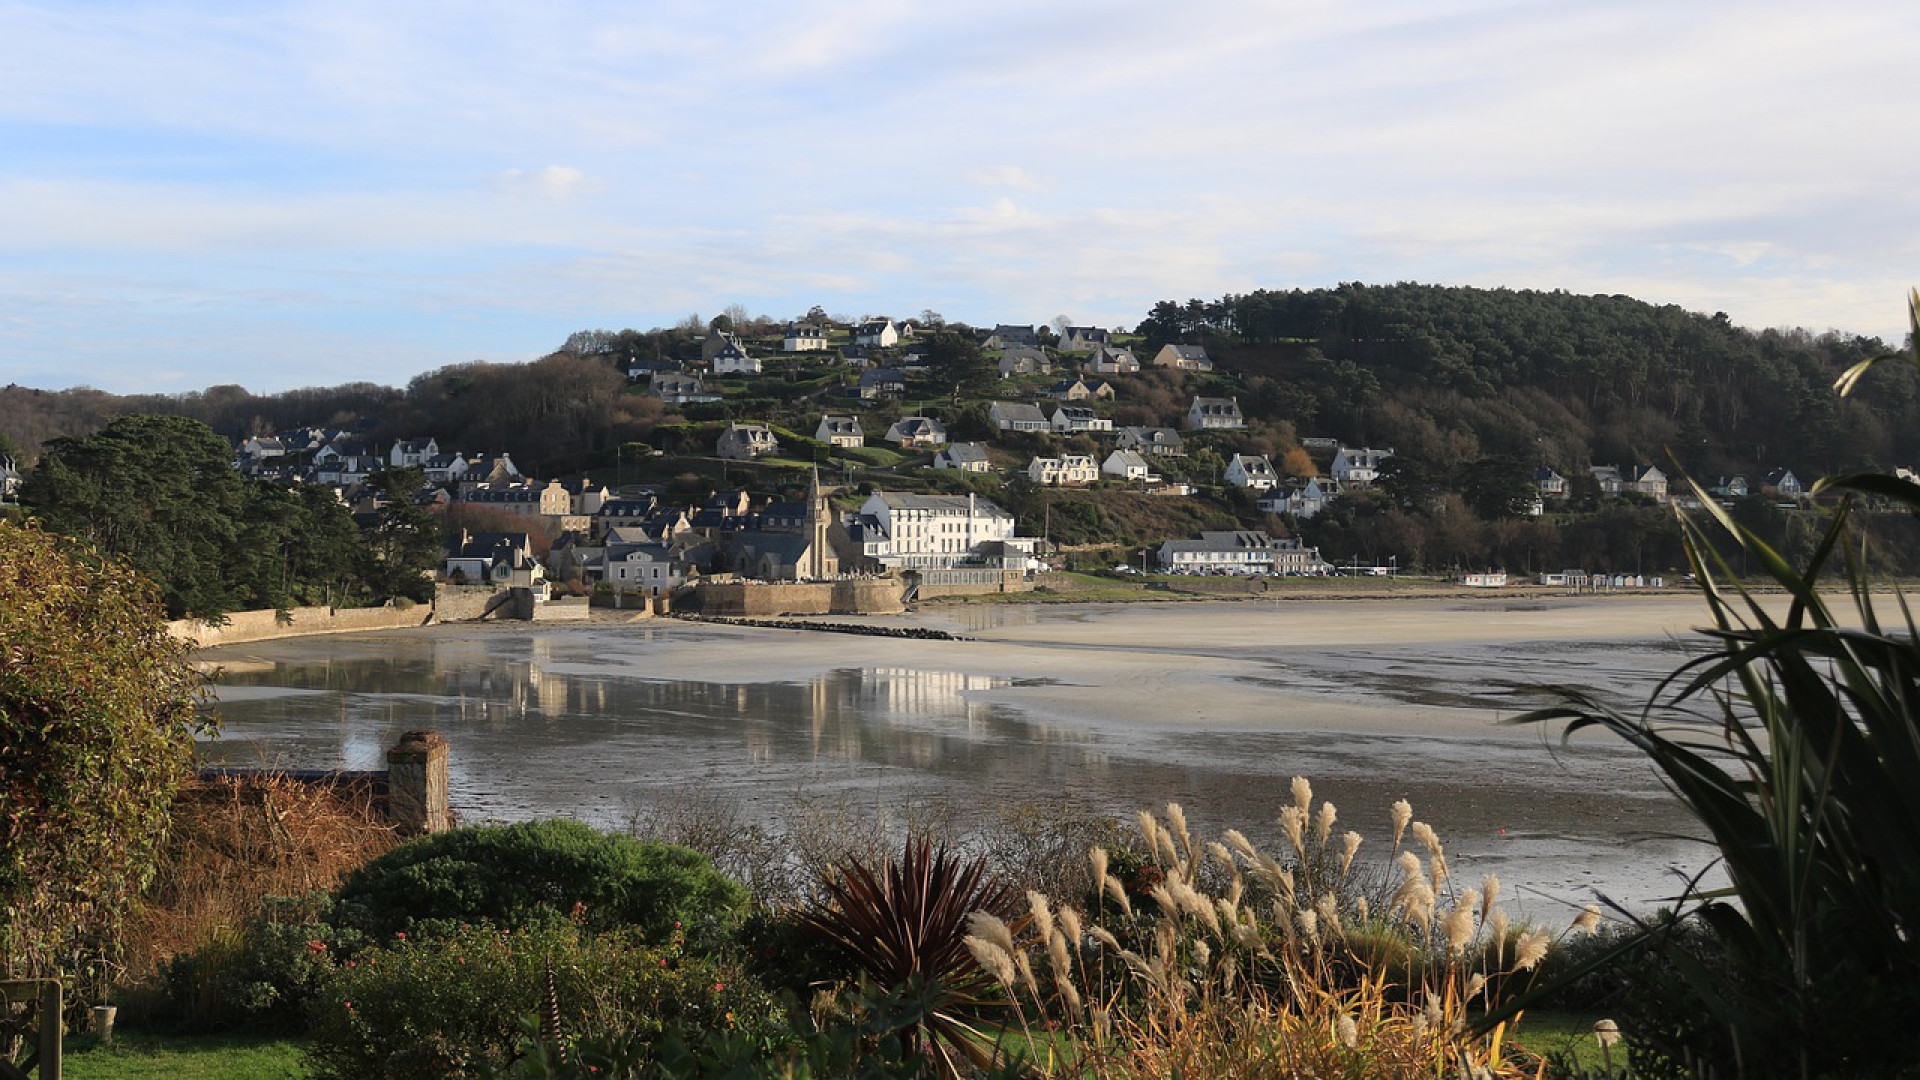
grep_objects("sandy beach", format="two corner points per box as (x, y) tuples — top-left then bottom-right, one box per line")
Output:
(201, 591), (1740, 917)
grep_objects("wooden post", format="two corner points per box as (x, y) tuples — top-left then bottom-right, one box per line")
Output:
(386, 730), (450, 834)
(0, 978), (62, 1080)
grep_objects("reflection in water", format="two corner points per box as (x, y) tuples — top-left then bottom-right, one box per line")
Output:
(201, 623), (1708, 913)
(206, 642), (1105, 829)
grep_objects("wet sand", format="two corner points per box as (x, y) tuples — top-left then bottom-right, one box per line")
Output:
(201, 592), (1740, 918)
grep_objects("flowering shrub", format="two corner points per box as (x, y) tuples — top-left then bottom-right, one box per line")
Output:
(159, 891), (368, 1032)
(304, 920), (783, 1080)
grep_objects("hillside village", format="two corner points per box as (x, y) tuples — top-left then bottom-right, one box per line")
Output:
(208, 311), (1828, 613)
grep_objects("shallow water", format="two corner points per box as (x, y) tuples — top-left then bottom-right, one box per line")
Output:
(200, 604), (1722, 916)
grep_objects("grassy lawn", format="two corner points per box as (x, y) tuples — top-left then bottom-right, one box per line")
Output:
(61, 1031), (308, 1080)
(1508, 1009), (1626, 1074)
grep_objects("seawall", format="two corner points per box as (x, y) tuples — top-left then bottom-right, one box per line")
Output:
(169, 603), (433, 648)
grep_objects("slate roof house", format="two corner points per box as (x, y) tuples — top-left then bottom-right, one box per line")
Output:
(885, 416), (949, 448)
(716, 423), (779, 460)
(1059, 326), (1110, 353)
(1158, 531), (1330, 576)
(932, 443), (992, 472)
(815, 415), (865, 448)
(990, 402), (1050, 432)
(1187, 396), (1245, 430)
(1153, 344), (1214, 371)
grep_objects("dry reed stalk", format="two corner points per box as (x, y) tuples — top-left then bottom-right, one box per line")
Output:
(123, 774), (400, 980)
(969, 785), (1561, 1079)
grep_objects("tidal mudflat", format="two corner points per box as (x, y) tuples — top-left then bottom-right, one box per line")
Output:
(199, 594), (1732, 916)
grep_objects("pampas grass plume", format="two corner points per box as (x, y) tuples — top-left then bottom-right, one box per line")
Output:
(1315, 800), (1337, 844)
(1392, 798), (1413, 848)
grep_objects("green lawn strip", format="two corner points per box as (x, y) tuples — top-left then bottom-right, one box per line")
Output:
(61, 1031), (309, 1080)
(1506, 1009), (1623, 1073)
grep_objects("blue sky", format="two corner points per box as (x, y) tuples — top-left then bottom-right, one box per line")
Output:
(2, 0), (1915, 394)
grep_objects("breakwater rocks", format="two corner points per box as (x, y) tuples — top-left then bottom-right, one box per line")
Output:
(672, 614), (970, 641)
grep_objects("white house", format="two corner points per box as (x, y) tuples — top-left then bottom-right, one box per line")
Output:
(1157, 531), (1330, 576)
(1225, 453), (1278, 491)
(1027, 454), (1099, 487)
(1187, 396), (1245, 430)
(1330, 447), (1394, 487)
(856, 491), (1025, 569)
(709, 339), (761, 376)
(1102, 449), (1158, 483)
(1626, 465), (1669, 502)
(1049, 405), (1111, 433)
(783, 323), (829, 352)
(1086, 346), (1140, 375)
(1763, 468), (1804, 499)
(815, 415), (865, 448)
(389, 437), (439, 468)
(854, 318), (901, 348)
(602, 541), (687, 594)
(1258, 478), (1335, 519)
(1533, 466), (1567, 497)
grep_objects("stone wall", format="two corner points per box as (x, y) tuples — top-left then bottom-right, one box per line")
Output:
(686, 578), (906, 616)
(169, 603), (433, 648)
(433, 584), (512, 622)
(530, 596), (593, 621)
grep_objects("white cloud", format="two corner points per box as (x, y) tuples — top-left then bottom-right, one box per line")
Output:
(494, 166), (597, 201)
(2, 0), (1918, 392)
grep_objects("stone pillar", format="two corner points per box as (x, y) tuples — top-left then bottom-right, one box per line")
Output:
(386, 730), (451, 834)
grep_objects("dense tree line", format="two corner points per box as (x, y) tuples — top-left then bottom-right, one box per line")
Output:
(1137, 283), (1920, 479)
(19, 415), (438, 620)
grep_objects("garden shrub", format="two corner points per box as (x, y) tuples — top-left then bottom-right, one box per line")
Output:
(332, 819), (746, 946)
(159, 891), (367, 1032)
(305, 920), (783, 1080)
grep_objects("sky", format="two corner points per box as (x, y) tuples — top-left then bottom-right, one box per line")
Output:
(1, 0), (1916, 396)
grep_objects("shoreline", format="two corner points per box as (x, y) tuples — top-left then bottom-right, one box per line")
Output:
(196, 591), (1735, 914)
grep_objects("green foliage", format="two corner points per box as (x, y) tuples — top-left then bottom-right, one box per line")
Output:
(332, 819), (747, 946)
(159, 893), (368, 1033)
(305, 921), (782, 1080)
(797, 838), (1020, 1079)
(21, 414), (258, 619)
(356, 468), (442, 604)
(17, 413), (376, 617)
(1516, 473), (1920, 1075)
(487, 980), (1026, 1080)
(0, 522), (206, 980)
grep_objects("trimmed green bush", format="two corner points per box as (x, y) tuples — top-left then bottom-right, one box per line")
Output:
(332, 820), (746, 945)
(305, 921), (782, 1080)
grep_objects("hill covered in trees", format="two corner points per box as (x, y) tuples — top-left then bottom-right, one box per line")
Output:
(1133, 283), (1919, 484)
(6, 283), (1917, 578)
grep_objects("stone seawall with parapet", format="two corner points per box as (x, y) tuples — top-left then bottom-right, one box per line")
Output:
(169, 603), (433, 648)
(685, 578), (906, 617)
